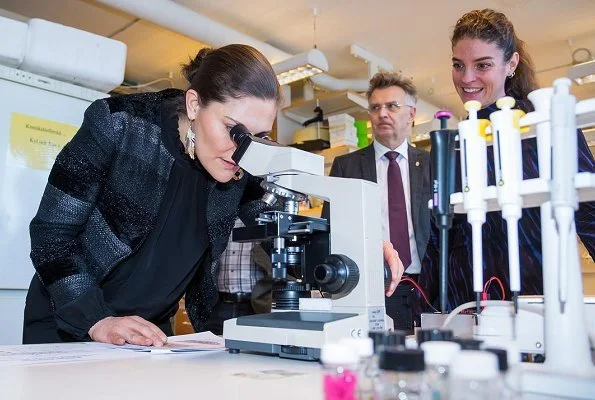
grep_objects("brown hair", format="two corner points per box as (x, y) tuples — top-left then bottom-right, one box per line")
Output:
(366, 72), (418, 104)
(451, 9), (538, 102)
(181, 44), (282, 108)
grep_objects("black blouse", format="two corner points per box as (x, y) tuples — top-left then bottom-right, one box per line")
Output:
(99, 99), (212, 331)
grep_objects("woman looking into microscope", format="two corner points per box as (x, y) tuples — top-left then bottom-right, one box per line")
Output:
(24, 43), (405, 345)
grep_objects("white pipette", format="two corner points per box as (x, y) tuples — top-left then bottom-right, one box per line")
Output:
(489, 97), (524, 313)
(458, 100), (489, 313)
(550, 78), (578, 312)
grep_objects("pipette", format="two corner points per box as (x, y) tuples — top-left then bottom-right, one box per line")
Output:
(489, 97), (524, 314)
(429, 110), (457, 313)
(550, 78), (578, 312)
(458, 100), (489, 314)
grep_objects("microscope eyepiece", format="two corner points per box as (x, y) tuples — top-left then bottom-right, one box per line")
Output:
(229, 123), (251, 145)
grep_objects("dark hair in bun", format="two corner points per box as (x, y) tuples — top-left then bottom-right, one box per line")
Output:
(181, 47), (212, 84)
(180, 44), (281, 107)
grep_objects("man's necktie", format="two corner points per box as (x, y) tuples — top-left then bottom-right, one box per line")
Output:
(385, 151), (412, 268)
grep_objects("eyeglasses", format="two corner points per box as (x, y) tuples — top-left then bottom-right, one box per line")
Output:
(367, 101), (413, 115)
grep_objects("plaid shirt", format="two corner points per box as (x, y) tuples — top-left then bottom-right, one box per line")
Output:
(217, 219), (264, 293)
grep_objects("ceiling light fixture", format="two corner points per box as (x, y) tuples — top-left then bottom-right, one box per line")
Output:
(568, 58), (595, 85)
(568, 47), (594, 85)
(350, 44), (393, 79)
(273, 7), (328, 86)
(273, 48), (329, 86)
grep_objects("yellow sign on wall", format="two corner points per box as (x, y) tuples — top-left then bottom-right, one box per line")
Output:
(8, 112), (79, 170)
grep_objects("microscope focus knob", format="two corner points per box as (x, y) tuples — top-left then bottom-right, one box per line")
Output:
(313, 254), (360, 297)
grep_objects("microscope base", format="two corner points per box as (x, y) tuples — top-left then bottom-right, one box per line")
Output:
(223, 311), (378, 361)
(225, 338), (320, 361)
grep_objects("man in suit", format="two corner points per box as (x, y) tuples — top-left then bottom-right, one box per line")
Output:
(323, 72), (431, 331)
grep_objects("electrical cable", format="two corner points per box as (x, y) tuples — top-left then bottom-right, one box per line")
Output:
(441, 299), (543, 329)
(483, 276), (506, 300)
(118, 77), (175, 91)
(401, 277), (439, 313)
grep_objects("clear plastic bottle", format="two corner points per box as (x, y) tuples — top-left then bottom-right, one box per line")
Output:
(341, 337), (376, 400)
(320, 342), (359, 400)
(367, 331), (409, 399)
(420, 341), (461, 399)
(483, 343), (522, 399)
(375, 346), (429, 400)
(448, 350), (502, 400)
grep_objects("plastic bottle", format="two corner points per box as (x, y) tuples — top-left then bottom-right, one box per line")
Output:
(416, 329), (453, 346)
(376, 346), (429, 399)
(449, 350), (502, 400)
(320, 342), (359, 400)
(341, 337), (375, 400)
(484, 348), (514, 399)
(369, 330), (407, 351)
(420, 341), (461, 399)
(452, 338), (482, 351)
(483, 342), (522, 399)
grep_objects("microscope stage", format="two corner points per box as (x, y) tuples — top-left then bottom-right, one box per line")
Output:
(223, 311), (365, 361)
(235, 311), (357, 329)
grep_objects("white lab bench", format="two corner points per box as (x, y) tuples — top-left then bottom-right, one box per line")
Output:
(0, 348), (324, 400)
(0, 343), (590, 399)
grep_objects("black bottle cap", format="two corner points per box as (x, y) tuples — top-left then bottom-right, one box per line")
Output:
(369, 330), (406, 353)
(484, 348), (508, 371)
(452, 338), (483, 350)
(416, 329), (453, 345)
(385, 331), (407, 347)
(379, 347), (425, 372)
(368, 331), (385, 351)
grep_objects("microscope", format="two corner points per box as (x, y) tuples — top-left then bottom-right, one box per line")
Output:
(222, 125), (392, 361)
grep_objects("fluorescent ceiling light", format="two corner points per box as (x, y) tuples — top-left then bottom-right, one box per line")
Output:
(568, 59), (595, 85)
(273, 48), (329, 86)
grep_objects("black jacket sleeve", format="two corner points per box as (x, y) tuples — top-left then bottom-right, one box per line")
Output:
(29, 99), (120, 338)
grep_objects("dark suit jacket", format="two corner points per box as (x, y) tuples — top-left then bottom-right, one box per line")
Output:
(322, 143), (431, 262)
(29, 89), (272, 337)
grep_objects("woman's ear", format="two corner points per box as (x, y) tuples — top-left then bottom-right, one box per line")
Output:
(185, 89), (200, 121)
(508, 51), (520, 76)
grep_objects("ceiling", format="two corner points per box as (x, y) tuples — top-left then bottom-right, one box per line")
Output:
(1, 0), (595, 117)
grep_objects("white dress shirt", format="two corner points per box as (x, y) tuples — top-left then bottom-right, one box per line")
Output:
(373, 140), (421, 274)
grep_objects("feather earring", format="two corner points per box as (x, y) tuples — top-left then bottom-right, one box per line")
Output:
(186, 126), (196, 160)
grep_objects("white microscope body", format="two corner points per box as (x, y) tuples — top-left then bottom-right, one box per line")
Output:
(222, 133), (391, 360)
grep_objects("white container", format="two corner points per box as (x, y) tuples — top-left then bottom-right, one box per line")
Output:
(449, 350), (502, 400)
(328, 113), (355, 128)
(421, 341), (461, 399)
(482, 341), (522, 399)
(0, 16), (28, 67)
(340, 337), (376, 399)
(330, 126), (357, 148)
(376, 347), (429, 399)
(321, 343), (358, 400)
(21, 19), (126, 92)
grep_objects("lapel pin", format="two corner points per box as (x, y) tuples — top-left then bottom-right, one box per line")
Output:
(415, 160), (420, 167)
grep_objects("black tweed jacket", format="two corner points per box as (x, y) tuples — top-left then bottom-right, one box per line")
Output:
(29, 89), (271, 336)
